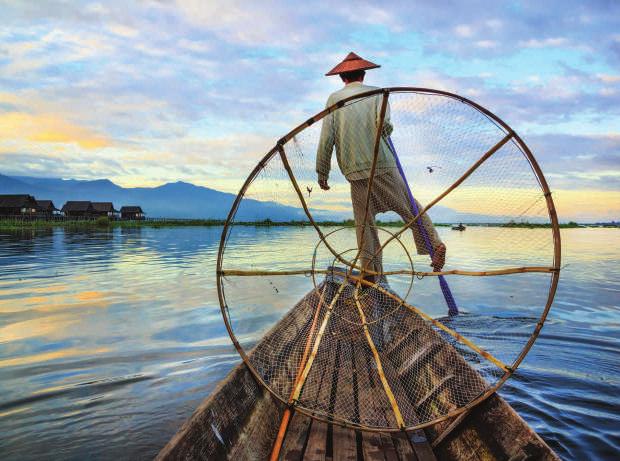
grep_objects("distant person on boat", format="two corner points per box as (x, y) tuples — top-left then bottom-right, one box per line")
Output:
(316, 52), (446, 281)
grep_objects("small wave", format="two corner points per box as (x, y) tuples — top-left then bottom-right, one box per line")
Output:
(0, 374), (154, 413)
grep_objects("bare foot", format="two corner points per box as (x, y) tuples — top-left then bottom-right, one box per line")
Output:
(431, 243), (446, 271)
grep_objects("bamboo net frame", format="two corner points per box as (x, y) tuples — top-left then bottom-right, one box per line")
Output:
(215, 87), (561, 434)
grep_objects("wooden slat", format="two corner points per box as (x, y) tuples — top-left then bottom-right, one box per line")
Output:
(303, 420), (329, 461)
(352, 278), (511, 372)
(353, 291), (406, 428)
(397, 342), (442, 376)
(380, 433), (400, 461)
(332, 424), (357, 461)
(353, 339), (391, 460)
(385, 323), (425, 358)
(301, 313), (341, 461)
(391, 432), (417, 461)
(416, 375), (455, 410)
(376, 341), (437, 461)
(407, 431), (437, 461)
(332, 340), (358, 461)
(280, 412), (312, 461)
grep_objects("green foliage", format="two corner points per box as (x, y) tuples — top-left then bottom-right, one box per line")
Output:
(96, 216), (110, 227)
(0, 218), (604, 231)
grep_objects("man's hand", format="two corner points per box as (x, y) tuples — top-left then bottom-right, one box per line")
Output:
(431, 243), (446, 271)
(318, 178), (330, 190)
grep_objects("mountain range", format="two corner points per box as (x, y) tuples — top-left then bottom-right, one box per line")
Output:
(0, 174), (314, 221)
(0, 174), (501, 222)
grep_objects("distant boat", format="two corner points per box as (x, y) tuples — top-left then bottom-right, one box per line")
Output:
(452, 223), (466, 231)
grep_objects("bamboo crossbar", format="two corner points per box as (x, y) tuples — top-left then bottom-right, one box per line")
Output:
(219, 266), (556, 278)
(352, 289), (406, 428)
(383, 266), (557, 277)
(372, 132), (514, 261)
(220, 269), (320, 276)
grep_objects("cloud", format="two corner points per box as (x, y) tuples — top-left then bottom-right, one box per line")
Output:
(0, 0), (618, 221)
(475, 40), (498, 49)
(519, 37), (568, 48)
(597, 73), (620, 83)
(454, 25), (474, 38)
(527, 133), (620, 191)
(0, 112), (109, 149)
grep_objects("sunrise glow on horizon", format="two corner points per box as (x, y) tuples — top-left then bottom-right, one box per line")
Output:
(0, 1), (618, 221)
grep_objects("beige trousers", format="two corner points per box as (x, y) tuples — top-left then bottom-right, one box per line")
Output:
(350, 168), (442, 275)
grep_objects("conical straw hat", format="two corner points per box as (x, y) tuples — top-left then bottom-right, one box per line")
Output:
(325, 52), (380, 76)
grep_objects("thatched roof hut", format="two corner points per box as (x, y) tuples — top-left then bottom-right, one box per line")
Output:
(61, 201), (95, 217)
(0, 194), (39, 216)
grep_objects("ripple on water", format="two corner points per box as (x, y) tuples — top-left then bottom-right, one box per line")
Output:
(0, 226), (618, 460)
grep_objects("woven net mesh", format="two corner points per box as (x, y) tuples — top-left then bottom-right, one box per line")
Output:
(217, 88), (559, 431)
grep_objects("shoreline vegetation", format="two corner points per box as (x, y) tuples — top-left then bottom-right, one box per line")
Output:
(0, 217), (609, 231)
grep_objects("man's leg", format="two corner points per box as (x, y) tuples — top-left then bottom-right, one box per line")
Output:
(350, 179), (382, 280)
(378, 170), (446, 269)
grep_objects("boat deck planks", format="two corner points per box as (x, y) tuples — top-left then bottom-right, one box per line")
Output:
(157, 280), (560, 461)
(278, 319), (436, 461)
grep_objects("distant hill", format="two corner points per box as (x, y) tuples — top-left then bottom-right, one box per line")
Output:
(0, 174), (322, 221)
(0, 174), (514, 223)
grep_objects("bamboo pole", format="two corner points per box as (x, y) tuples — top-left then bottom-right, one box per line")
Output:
(370, 132), (514, 264)
(270, 285), (327, 461)
(277, 145), (353, 270)
(347, 274), (511, 372)
(353, 91), (390, 278)
(220, 269), (321, 277)
(352, 289), (406, 428)
(219, 266), (556, 278)
(382, 266), (556, 277)
(290, 281), (348, 401)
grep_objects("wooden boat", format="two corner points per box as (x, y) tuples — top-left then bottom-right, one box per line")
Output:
(157, 276), (559, 461)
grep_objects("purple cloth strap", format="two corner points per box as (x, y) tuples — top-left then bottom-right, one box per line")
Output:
(387, 137), (459, 316)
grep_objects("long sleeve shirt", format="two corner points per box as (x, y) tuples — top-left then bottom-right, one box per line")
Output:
(316, 82), (395, 182)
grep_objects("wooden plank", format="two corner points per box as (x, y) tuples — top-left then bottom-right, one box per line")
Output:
(377, 344), (437, 461)
(397, 342), (442, 376)
(391, 432), (417, 461)
(301, 312), (341, 461)
(280, 412), (312, 460)
(304, 420), (329, 461)
(380, 433), (400, 461)
(332, 424), (357, 461)
(352, 339), (390, 460)
(385, 319), (426, 358)
(407, 431), (436, 461)
(332, 340), (358, 461)
(416, 375), (455, 410)
(283, 299), (338, 461)
(353, 292), (406, 428)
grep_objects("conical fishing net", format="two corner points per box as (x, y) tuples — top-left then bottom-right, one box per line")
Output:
(217, 88), (560, 431)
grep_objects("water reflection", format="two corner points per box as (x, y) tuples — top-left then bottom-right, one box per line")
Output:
(0, 226), (618, 460)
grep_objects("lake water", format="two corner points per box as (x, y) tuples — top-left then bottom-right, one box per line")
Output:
(0, 226), (618, 460)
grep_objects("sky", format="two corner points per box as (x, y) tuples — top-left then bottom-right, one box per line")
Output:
(0, 0), (619, 221)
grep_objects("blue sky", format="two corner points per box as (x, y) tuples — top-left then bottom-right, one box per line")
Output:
(0, 0), (618, 220)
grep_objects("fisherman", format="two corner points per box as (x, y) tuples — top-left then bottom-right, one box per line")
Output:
(316, 52), (447, 281)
